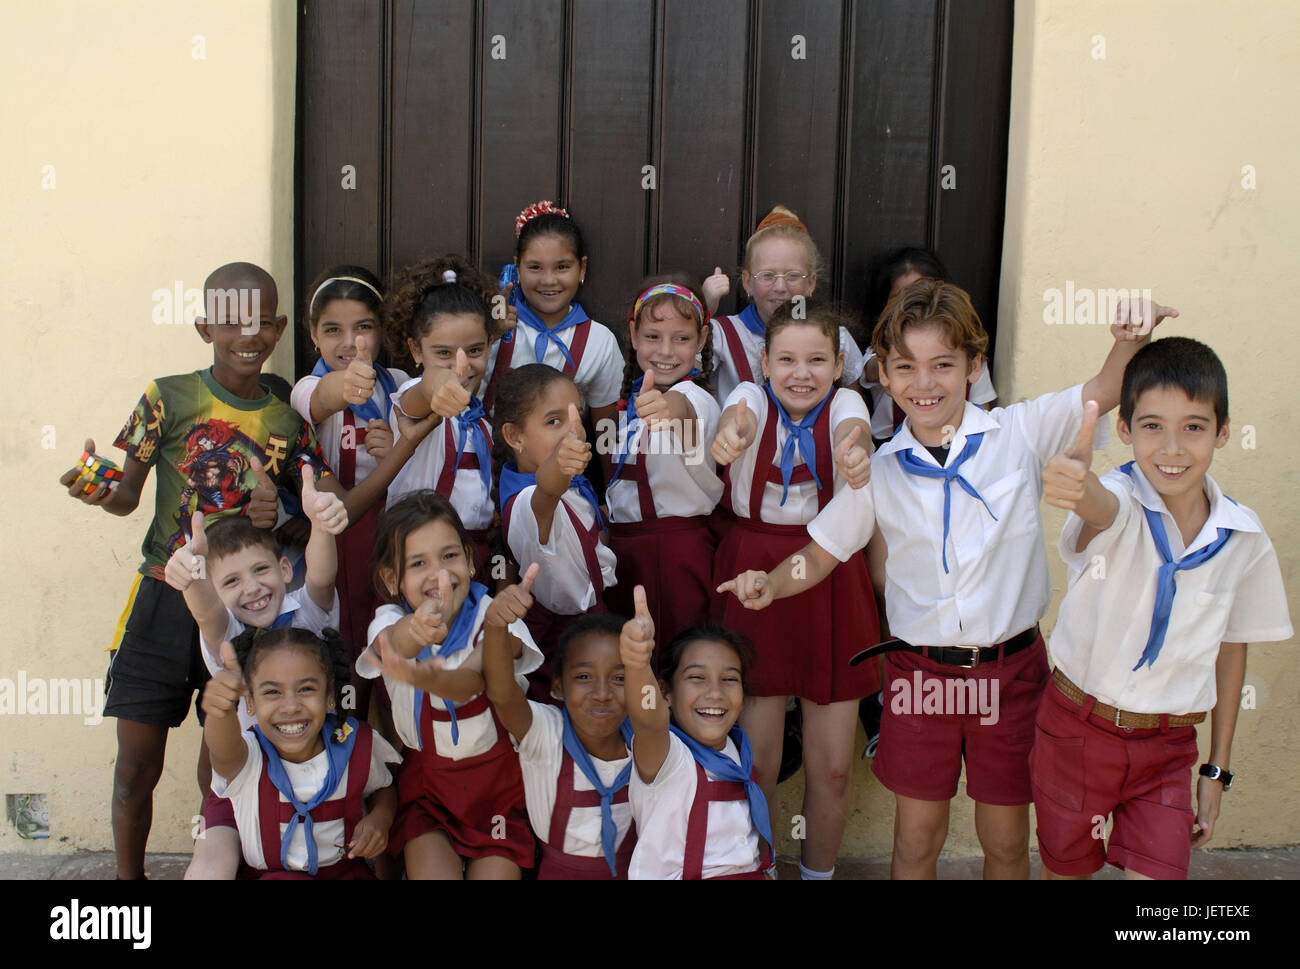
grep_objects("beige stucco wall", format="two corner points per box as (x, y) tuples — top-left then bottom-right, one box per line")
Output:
(0, 0), (297, 855)
(2, 0), (1294, 866)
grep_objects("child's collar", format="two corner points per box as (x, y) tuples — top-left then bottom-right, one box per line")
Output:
(1122, 462), (1259, 554)
(876, 399), (999, 463)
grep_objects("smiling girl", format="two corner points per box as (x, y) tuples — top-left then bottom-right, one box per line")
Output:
(710, 298), (880, 879)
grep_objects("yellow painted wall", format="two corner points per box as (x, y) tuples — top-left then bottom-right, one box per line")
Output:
(2, 0), (1294, 866)
(0, 0), (296, 855)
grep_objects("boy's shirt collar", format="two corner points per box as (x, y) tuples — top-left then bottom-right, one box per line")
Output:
(1122, 461), (1259, 555)
(877, 400), (999, 466)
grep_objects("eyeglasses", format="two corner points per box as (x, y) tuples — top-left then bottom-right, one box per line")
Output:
(751, 271), (809, 287)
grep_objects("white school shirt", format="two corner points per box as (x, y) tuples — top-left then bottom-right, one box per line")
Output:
(709, 317), (865, 409)
(505, 486), (618, 613)
(859, 352), (996, 439)
(720, 383), (869, 525)
(807, 385), (1107, 647)
(216, 728), (400, 872)
(385, 377), (495, 528)
(606, 380), (724, 523)
(290, 369), (410, 482)
(515, 702), (635, 857)
(481, 313), (623, 409)
(358, 595), (542, 757)
(203, 588), (340, 736)
(1049, 464), (1292, 715)
(627, 732), (761, 880)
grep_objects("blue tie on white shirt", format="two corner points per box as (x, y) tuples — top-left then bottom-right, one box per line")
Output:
(498, 462), (605, 531)
(270, 610), (297, 630)
(401, 582), (487, 746)
(454, 396), (492, 494)
(895, 432), (997, 573)
(1119, 462), (1233, 670)
(669, 723), (773, 850)
(560, 710), (635, 876)
(736, 302), (765, 338)
(764, 382), (831, 505)
(514, 297), (588, 371)
(252, 712), (358, 876)
(309, 358), (398, 425)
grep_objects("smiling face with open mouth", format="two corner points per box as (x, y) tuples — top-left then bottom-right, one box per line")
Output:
(516, 234), (588, 327)
(312, 298), (382, 373)
(665, 639), (746, 751)
(632, 301), (705, 389)
(1118, 385), (1229, 513)
(554, 631), (628, 759)
(879, 322), (983, 447)
(247, 647), (331, 763)
(211, 545), (294, 629)
(760, 324), (843, 421)
(383, 519), (473, 618)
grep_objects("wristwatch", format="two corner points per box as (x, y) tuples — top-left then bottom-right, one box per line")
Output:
(1199, 764), (1234, 790)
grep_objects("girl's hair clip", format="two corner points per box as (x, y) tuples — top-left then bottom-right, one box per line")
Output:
(515, 200), (569, 236)
(442, 269), (457, 284)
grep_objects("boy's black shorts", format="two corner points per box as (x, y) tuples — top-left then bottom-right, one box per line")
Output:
(104, 574), (211, 727)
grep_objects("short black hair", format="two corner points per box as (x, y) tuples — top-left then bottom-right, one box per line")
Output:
(659, 625), (754, 691)
(1119, 337), (1229, 430)
(553, 612), (625, 682)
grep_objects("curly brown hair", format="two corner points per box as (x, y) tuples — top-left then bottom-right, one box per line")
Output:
(383, 254), (497, 368)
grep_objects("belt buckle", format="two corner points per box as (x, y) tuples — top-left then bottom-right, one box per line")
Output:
(1113, 706), (1123, 728)
(954, 647), (981, 670)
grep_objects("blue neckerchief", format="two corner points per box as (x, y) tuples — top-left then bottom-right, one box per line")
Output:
(515, 299), (589, 371)
(560, 711), (634, 876)
(454, 396), (492, 494)
(737, 303), (764, 338)
(764, 382), (831, 505)
(401, 582), (487, 746)
(669, 723), (772, 849)
(1119, 462), (1233, 670)
(270, 610), (297, 630)
(498, 462), (605, 531)
(252, 712), (358, 876)
(895, 432), (997, 574)
(610, 370), (702, 482)
(310, 358), (397, 425)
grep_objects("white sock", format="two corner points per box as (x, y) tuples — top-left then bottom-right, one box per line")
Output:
(798, 862), (834, 880)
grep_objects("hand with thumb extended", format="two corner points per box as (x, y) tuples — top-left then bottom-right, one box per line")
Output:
(486, 561), (539, 628)
(636, 366), (671, 428)
(619, 585), (655, 670)
(344, 344), (377, 405)
(246, 455), (278, 530)
(428, 361), (472, 419)
(702, 265), (730, 316)
(1042, 400), (1100, 510)
(302, 469), (348, 535)
(711, 396), (755, 466)
(201, 641), (247, 719)
(553, 403), (592, 480)
(164, 510), (208, 591)
(834, 425), (871, 489)
(455, 348), (471, 382)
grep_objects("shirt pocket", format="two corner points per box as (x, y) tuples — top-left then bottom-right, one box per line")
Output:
(1173, 590), (1231, 669)
(976, 467), (1040, 541)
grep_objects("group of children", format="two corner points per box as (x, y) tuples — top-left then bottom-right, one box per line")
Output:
(60, 200), (1291, 880)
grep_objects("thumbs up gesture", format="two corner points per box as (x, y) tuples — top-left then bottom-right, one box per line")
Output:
(427, 355), (473, 419)
(702, 266), (730, 317)
(833, 425), (871, 489)
(301, 470), (348, 535)
(246, 455), (278, 529)
(201, 641), (247, 719)
(635, 367), (671, 429)
(486, 562), (539, 628)
(1043, 400), (1101, 510)
(553, 403), (592, 479)
(343, 344), (377, 405)
(408, 570), (453, 648)
(711, 396), (756, 466)
(165, 511), (208, 591)
(1111, 295), (1178, 342)
(619, 585), (656, 671)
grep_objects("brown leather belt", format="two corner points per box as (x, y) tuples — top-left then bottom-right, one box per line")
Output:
(1051, 668), (1205, 729)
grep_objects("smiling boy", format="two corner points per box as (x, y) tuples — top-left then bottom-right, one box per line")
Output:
(1032, 336), (1291, 880)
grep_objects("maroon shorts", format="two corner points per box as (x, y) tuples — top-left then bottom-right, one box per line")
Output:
(871, 635), (1049, 805)
(201, 789), (236, 831)
(1029, 680), (1199, 879)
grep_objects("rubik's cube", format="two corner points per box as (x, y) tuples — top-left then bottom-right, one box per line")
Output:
(77, 450), (124, 495)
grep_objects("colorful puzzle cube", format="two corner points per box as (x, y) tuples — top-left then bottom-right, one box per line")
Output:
(77, 450), (124, 495)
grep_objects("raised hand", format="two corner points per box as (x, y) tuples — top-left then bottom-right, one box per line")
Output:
(716, 569), (774, 611)
(408, 570), (453, 648)
(1042, 400), (1100, 510)
(635, 366), (671, 429)
(343, 344), (377, 406)
(711, 396), (756, 466)
(246, 455), (278, 529)
(485, 562), (538, 628)
(554, 403), (592, 479)
(1112, 296), (1178, 342)
(374, 627), (447, 690)
(619, 585), (655, 671)
(834, 425), (871, 489)
(362, 418), (393, 459)
(427, 354), (472, 419)
(301, 470), (348, 535)
(164, 511), (208, 591)
(702, 266), (730, 316)
(201, 641), (246, 719)
(59, 438), (114, 506)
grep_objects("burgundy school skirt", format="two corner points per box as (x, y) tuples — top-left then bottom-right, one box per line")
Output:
(607, 516), (716, 665)
(712, 515), (881, 703)
(336, 502), (383, 718)
(388, 696), (535, 868)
